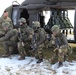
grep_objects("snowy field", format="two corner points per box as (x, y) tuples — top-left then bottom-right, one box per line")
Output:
(0, 55), (76, 75)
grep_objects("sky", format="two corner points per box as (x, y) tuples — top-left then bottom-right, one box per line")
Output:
(0, 0), (24, 16)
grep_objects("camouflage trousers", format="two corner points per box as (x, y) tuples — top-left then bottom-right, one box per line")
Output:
(35, 43), (44, 60)
(3, 41), (17, 55)
(44, 40), (49, 49)
(44, 39), (56, 49)
(51, 45), (69, 64)
(18, 42), (34, 57)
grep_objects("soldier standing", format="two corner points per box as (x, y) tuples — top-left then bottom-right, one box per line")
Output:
(0, 22), (18, 57)
(50, 25), (72, 67)
(32, 21), (46, 63)
(0, 10), (13, 36)
(18, 18), (34, 60)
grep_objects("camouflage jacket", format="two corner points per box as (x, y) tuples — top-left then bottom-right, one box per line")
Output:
(54, 33), (68, 47)
(35, 28), (46, 46)
(0, 17), (13, 34)
(18, 24), (34, 42)
(55, 33), (72, 54)
(0, 29), (18, 42)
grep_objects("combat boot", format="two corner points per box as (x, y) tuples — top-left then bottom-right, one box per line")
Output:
(36, 59), (43, 63)
(35, 55), (39, 59)
(18, 54), (25, 60)
(58, 62), (63, 68)
(64, 55), (66, 61)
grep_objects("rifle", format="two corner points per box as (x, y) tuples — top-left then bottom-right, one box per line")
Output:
(18, 28), (24, 46)
(54, 37), (60, 52)
(31, 34), (37, 51)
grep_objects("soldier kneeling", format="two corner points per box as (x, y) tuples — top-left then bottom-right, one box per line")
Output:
(0, 22), (18, 57)
(50, 25), (72, 67)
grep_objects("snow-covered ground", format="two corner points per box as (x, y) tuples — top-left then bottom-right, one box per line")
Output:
(0, 55), (76, 75)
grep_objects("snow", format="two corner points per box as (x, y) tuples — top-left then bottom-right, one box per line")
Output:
(0, 55), (76, 75)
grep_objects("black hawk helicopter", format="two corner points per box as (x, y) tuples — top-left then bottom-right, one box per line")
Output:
(3, 0), (76, 43)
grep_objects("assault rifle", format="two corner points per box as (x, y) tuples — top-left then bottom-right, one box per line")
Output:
(31, 34), (37, 50)
(18, 28), (24, 46)
(54, 37), (60, 52)
(55, 38), (60, 48)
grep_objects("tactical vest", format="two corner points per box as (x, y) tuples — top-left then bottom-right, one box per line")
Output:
(56, 33), (72, 54)
(35, 28), (46, 43)
(55, 33), (65, 46)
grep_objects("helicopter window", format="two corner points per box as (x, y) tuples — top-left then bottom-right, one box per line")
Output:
(12, 8), (18, 26)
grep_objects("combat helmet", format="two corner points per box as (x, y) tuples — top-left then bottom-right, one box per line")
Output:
(51, 25), (60, 33)
(18, 18), (26, 23)
(32, 21), (40, 30)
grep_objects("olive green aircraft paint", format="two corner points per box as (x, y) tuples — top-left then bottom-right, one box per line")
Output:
(2, 0), (76, 42)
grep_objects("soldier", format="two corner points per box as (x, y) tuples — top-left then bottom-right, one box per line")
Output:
(0, 22), (18, 57)
(32, 21), (46, 63)
(18, 18), (34, 60)
(50, 25), (72, 67)
(0, 10), (13, 36)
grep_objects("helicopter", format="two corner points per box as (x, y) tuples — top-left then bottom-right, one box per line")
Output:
(3, 0), (76, 43)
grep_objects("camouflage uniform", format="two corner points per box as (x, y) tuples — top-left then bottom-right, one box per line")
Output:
(32, 21), (46, 63)
(18, 18), (34, 60)
(51, 25), (72, 67)
(0, 12), (13, 36)
(44, 33), (51, 48)
(0, 22), (18, 57)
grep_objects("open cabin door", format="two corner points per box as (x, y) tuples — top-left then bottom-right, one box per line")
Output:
(43, 9), (75, 42)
